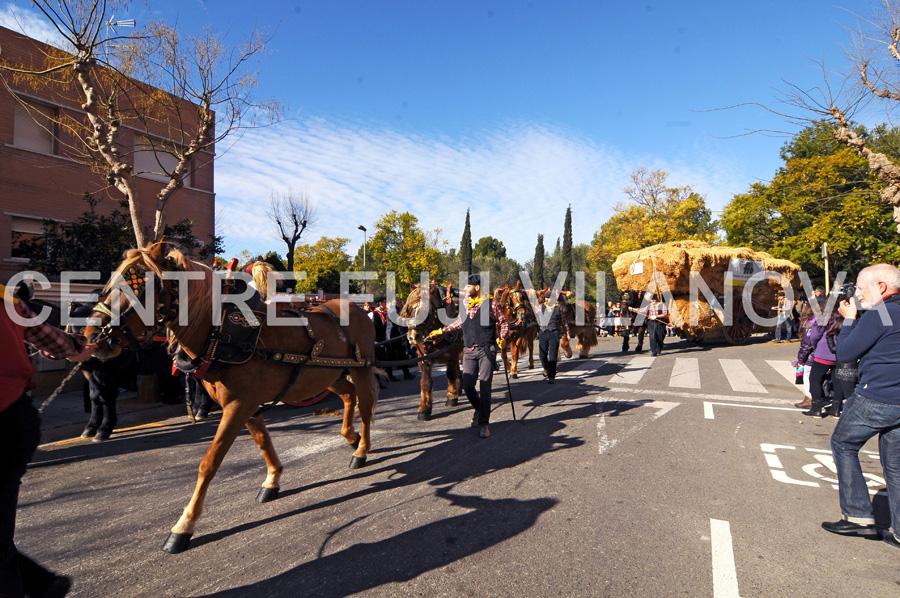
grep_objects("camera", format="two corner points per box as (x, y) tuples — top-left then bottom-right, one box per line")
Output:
(836, 283), (857, 303)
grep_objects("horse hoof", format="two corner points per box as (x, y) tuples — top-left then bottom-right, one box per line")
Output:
(417, 411), (432, 421)
(256, 487), (280, 503)
(445, 398), (458, 407)
(511, 373), (517, 379)
(349, 455), (367, 469)
(350, 437), (361, 450)
(162, 532), (192, 554)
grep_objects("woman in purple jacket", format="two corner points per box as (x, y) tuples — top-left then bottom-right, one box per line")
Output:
(803, 310), (837, 417)
(793, 303), (818, 408)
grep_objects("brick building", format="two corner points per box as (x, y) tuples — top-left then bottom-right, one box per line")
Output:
(0, 25), (215, 285)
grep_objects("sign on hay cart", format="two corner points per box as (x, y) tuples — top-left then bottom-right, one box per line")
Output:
(611, 241), (801, 344)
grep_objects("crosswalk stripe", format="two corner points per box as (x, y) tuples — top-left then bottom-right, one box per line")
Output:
(766, 360), (800, 388)
(670, 357), (701, 388)
(610, 355), (655, 384)
(719, 359), (768, 393)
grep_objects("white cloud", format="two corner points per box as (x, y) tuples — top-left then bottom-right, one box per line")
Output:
(0, 3), (68, 49)
(215, 117), (753, 263)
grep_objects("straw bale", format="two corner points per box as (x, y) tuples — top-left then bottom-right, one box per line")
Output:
(668, 296), (723, 340)
(612, 240), (802, 297)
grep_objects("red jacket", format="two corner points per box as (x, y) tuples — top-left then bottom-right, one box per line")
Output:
(0, 298), (36, 412)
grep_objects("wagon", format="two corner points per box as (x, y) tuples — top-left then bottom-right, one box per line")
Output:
(611, 241), (801, 345)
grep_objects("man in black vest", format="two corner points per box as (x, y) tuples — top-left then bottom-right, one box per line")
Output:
(536, 289), (571, 383)
(429, 274), (509, 438)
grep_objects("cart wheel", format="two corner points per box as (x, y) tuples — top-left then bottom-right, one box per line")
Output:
(284, 389), (331, 407)
(723, 295), (756, 345)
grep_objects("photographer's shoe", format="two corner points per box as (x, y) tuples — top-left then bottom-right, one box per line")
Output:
(884, 533), (900, 549)
(822, 519), (879, 537)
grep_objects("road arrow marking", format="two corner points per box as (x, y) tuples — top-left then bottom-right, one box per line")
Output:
(596, 399), (680, 455)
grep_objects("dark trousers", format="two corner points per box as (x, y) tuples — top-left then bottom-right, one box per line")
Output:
(809, 361), (834, 409)
(621, 326), (645, 352)
(831, 369), (857, 415)
(462, 345), (495, 426)
(648, 320), (666, 355)
(538, 330), (560, 379)
(0, 393), (56, 598)
(188, 377), (214, 415)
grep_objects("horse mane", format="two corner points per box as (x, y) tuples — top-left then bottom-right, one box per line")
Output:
(109, 246), (214, 349)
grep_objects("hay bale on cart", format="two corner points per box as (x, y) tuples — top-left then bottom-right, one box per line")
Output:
(611, 241), (801, 344)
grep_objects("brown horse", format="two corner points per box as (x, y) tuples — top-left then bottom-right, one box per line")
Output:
(399, 282), (463, 420)
(560, 299), (598, 358)
(83, 240), (379, 554)
(499, 281), (537, 378)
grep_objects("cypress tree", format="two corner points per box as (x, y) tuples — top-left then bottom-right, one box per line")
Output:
(460, 209), (473, 274)
(533, 234), (545, 289)
(562, 205), (573, 289)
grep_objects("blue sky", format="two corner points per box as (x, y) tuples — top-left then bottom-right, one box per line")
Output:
(0, 1), (878, 263)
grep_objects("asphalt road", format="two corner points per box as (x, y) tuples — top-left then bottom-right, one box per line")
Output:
(16, 335), (898, 597)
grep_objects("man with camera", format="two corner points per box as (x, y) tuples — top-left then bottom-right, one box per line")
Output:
(822, 264), (900, 549)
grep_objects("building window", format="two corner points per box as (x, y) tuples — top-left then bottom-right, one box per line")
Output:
(10, 215), (50, 259)
(133, 142), (180, 183)
(13, 99), (57, 155)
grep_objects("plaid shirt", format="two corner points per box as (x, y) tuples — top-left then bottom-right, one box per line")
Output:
(18, 301), (87, 359)
(444, 297), (509, 340)
(648, 301), (668, 319)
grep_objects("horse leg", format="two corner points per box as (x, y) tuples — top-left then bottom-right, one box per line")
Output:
(502, 345), (512, 378)
(347, 367), (377, 469)
(509, 342), (519, 378)
(560, 332), (573, 359)
(446, 350), (463, 405)
(329, 377), (361, 450)
(418, 360), (435, 420)
(527, 336), (535, 369)
(244, 415), (283, 503)
(163, 401), (253, 554)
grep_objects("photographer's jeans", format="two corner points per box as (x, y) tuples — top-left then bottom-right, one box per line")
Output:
(775, 316), (794, 341)
(831, 392), (900, 534)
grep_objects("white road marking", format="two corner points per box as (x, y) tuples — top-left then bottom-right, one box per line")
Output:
(670, 357), (701, 388)
(602, 387), (794, 407)
(710, 518), (741, 598)
(596, 399), (679, 454)
(765, 360), (801, 388)
(704, 402), (798, 420)
(719, 359), (767, 393)
(608, 356), (655, 384)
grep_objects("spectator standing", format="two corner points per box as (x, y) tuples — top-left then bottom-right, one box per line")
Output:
(772, 291), (795, 342)
(792, 303), (817, 409)
(802, 310), (836, 418)
(822, 264), (900, 549)
(1, 284), (94, 598)
(825, 314), (857, 418)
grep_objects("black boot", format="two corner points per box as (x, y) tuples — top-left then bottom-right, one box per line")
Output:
(802, 402), (827, 418)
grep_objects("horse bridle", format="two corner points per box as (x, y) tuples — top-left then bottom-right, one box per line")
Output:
(90, 258), (182, 351)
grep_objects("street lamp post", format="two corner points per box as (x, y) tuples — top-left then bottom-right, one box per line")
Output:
(358, 225), (367, 294)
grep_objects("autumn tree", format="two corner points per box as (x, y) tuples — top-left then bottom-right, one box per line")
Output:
(0, 0), (282, 247)
(587, 168), (717, 272)
(293, 237), (355, 294)
(268, 189), (316, 271)
(721, 122), (900, 279)
(367, 211), (444, 295)
(459, 209), (473, 274)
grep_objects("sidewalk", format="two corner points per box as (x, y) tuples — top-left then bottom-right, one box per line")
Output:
(37, 389), (187, 445)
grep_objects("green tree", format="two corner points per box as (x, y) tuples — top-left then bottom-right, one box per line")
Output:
(473, 236), (507, 260)
(562, 205), (573, 289)
(293, 237), (354, 294)
(368, 211), (444, 295)
(587, 168), (717, 273)
(721, 122), (900, 280)
(533, 234), (545, 289)
(459, 209), (473, 274)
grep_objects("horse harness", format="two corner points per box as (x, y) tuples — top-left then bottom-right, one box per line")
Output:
(94, 259), (373, 418)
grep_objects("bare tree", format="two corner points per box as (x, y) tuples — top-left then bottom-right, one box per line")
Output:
(267, 188), (317, 271)
(0, 0), (283, 247)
